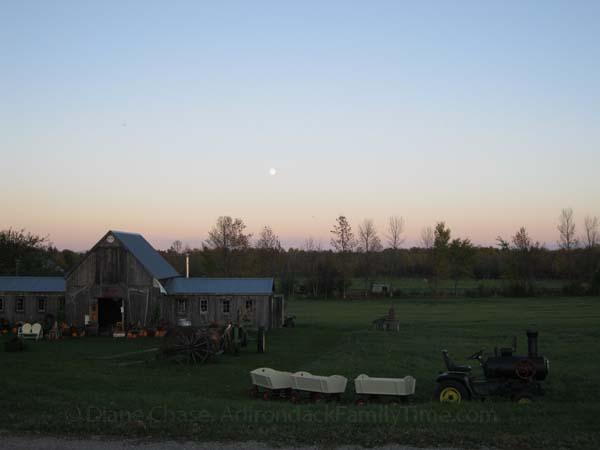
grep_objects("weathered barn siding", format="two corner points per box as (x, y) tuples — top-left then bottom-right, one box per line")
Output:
(0, 293), (64, 324)
(66, 236), (160, 327)
(161, 294), (273, 328)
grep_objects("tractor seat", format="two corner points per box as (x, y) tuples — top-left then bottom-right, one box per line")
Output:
(442, 350), (472, 373)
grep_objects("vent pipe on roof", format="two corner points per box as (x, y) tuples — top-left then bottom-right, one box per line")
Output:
(185, 253), (190, 278)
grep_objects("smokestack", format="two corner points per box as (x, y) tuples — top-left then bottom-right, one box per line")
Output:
(527, 330), (538, 357)
(185, 253), (190, 278)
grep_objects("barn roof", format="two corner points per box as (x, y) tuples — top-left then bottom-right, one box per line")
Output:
(111, 231), (180, 280)
(0, 277), (66, 293)
(165, 277), (274, 295)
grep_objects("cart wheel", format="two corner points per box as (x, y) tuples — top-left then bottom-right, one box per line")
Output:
(262, 390), (272, 401)
(249, 386), (259, 398)
(311, 392), (323, 403)
(290, 390), (301, 404)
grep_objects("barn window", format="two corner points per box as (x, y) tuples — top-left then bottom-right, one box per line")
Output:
(37, 297), (47, 312)
(177, 299), (187, 314)
(200, 299), (208, 313)
(245, 299), (253, 312)
(16, 297), (25, 312)
(0, 298), (3, 312)
(59, 297), (65, 311)
(222, 300), (230, 314)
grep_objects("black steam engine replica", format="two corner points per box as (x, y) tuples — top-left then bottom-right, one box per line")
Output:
(434, 330), (550, 403)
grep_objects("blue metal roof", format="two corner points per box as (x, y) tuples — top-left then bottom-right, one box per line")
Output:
(111, 231), (180, 280)
(0, 277), (66, 293)
(165, 277), (274, 295)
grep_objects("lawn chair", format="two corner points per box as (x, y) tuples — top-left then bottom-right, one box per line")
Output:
(17, 323), (31, 338)
(21, 323), (43, 340)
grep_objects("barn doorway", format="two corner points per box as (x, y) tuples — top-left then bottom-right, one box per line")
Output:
(98, 298), (123, 333)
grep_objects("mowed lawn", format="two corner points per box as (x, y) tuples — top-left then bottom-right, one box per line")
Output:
(1, 296), (599, 449)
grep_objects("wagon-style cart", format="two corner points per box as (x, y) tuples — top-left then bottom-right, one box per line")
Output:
(354, 374), (416, 404)
(249, 367), (293, 400)
(290, 371), (348, 403)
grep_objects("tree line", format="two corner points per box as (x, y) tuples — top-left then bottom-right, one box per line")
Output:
(1, 208), (599, 297)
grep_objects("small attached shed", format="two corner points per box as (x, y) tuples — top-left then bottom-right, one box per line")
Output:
(0, 277), (66, 324)
(164, 277), (283, 329)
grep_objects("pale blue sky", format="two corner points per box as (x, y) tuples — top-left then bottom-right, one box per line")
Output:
(1, 1), (599, 250)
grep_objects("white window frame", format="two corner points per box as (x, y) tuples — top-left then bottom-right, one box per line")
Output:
(16, 297), (25, 313)
(222, 300), (230, 314)
(200, 299), (208, 313)
(38, 297), (47, 313)
(177, 298), (187, 314)
(245, 299), (253, 312)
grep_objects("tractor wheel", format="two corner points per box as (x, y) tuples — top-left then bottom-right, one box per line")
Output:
(434, 381), (469, 403)
(512, 392), (534, 404)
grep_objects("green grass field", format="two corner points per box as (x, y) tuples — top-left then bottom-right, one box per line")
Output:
(2, 296), (599, 449)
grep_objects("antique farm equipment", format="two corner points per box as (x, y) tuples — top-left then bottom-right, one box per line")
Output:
(290, 371), (348, 402)
(354, 374), (416, 404)
(159, 322), (254, 364)
(160, 327), (215, 364)
(249, 367), (293, 400)
(371, 306), (399, 331)
(434, 330), (550, 404)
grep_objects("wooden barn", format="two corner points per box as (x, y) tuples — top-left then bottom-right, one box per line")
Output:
(0, 230), (284, 333)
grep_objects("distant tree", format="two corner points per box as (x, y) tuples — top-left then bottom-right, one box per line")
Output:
(386, 216), (405, 249)
(432, 222), (452, 290)
(513, 227), (533, 252)
(169, 240), (184, 254)
(358, 219), (382, 253)
(256, 226), (282, 251)
(434, 222), (451, 249)
(583, 216), (599, 249)
(205, 216), (251, 275)
(557, 207), (578, 250)
(448, 238), (476, 295)
(330, 216), (356, 252)
(498, 226), (542, 294)
(303, 237), (321, 252)
(357, 219), (382, 287)
(330, 216), (355, 298)
(420, 226), (434, 249)
(0, 228), (57, 275)
(255, 226), (282, 276)
(557, 208), (579, 280)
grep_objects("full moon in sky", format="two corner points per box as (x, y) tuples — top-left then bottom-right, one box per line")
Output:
(269, 168), (277, 176)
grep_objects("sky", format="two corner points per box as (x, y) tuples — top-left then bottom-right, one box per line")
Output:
(1, 1), (599, 251)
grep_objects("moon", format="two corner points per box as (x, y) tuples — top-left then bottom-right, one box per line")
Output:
(269, 168), (277, 176)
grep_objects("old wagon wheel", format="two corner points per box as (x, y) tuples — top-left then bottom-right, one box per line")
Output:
(161, 329), (211, 364)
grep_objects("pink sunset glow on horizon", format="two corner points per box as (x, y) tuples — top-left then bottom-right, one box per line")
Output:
(1, 1), (598, 253)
